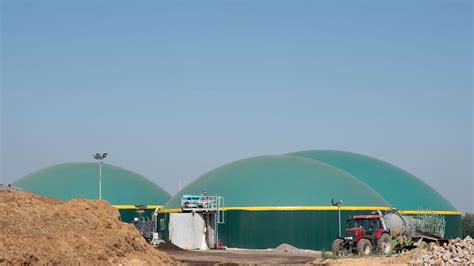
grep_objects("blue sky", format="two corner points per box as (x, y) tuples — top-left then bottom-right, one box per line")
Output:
(1, 1), (472, 212)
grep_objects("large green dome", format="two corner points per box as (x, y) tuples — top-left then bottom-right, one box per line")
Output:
(288, 150), (457, 212)
(14, 162), (171, 206)
(163, 155), (390, 210)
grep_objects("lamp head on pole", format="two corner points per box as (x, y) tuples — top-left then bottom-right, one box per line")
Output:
(331, 198), (343, 207)
(93, 153), (108, 161)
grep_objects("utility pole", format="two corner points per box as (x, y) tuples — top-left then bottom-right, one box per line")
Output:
(93, 153), (108, 200)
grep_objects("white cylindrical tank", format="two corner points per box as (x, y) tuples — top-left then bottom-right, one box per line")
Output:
(383, 212), (416, 238)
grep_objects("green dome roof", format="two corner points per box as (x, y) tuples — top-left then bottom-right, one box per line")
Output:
(163, 155), (390, 210)
(288, 150), (457, 212)
(14, 162), (171, 206)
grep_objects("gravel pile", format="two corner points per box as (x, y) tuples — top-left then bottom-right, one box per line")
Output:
(411, 236), (473, 265)
(274, 243), (302, 253)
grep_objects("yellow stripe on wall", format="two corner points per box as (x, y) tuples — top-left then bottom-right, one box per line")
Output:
(159, 206), (462, 215)
(113, 205), (163, 210)
(160, 208), (183, 213)
(399, 210), (462, 215)
(221, 206), (391, 211)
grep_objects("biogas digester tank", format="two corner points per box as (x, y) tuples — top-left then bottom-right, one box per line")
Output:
(14, 162), (171, 223)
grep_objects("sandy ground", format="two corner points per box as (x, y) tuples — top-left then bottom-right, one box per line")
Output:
(163, 249), (322, 265)
(162, 249), (423, 265)
(160, 245), (432, 265)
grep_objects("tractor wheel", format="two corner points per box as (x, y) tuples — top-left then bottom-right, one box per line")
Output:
(357, 239), (372, 256)
(377, 233), (392, 255)
(331, 238), (344, 256)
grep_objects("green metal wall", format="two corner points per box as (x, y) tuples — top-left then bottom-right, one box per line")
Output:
(218, 211), (462, 250)
(218, 210), (369, 250)
(158, 211), (462, 250)
(118, 208), (155, 224)
(443, 214), (462, 239)
(157, 213), (170, 241)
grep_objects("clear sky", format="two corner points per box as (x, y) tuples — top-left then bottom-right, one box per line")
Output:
(1, 1), (472, 212)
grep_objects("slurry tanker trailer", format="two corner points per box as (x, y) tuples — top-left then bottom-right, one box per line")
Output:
(332, 209), (448, 256)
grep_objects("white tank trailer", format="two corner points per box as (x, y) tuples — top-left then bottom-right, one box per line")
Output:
(383, 212), (417, 238)
(381, 210), (447, 249)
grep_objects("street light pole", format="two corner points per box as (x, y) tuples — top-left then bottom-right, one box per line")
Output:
(99, 160), (102, 200)
(94, 153), (108, 200)
(332, 198), (343, 237)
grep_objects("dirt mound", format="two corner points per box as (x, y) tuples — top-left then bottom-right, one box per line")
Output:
(156, 241), (184, 251)
(274, 243), (302, 253)
(0, 190), (173, 265)
(386, 247), (430, 264)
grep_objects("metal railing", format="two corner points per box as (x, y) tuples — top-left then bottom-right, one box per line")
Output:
(415, 209), (446, 238)
(181, 195), (223, 212)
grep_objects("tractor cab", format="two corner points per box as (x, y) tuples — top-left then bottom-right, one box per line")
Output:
(333, 214), (392, 256)
(346, 215), (383, 239)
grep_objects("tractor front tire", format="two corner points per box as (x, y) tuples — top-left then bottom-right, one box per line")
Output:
(377, 233), (392, 255)
(331, 238), (344, 256)
(357, 239), (372, 256)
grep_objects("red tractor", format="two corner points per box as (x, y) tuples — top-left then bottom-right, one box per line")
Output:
(332, 214), (392, 256)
